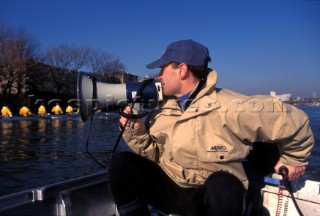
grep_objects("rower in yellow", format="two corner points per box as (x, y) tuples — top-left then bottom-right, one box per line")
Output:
(65, 105), (73, 114)
(51, 103), (63, 115)
(38, 103), (47, 116)
(19, 106), (32, 117)
(1, 106), (13, 117)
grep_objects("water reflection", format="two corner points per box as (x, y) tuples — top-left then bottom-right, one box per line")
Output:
(0, 113), (128, 195)
(1, 121), (13, 145)
(38, 119), (47, 144)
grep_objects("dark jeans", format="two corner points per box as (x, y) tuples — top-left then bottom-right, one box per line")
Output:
(109, 152), (245, 216)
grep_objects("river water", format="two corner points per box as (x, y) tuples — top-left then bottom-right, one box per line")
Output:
(0, 106), (319, 196)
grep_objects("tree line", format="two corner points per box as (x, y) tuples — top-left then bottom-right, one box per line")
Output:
(0, 22), (127, 112)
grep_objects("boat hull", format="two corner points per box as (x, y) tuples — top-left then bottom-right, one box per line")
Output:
(0, 171), (319, 216)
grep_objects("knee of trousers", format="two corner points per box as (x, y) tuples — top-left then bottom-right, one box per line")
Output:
(109, 152), (136, 182)
(110, 152), (136, 171)
(204, 171), (246, 195)
(204, 171), (247, 215)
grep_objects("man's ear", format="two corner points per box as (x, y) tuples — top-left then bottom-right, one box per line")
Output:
(179, 63), (189, 78)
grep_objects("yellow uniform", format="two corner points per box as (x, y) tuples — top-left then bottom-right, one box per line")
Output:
(52, 105), (63, 115)
(19, 106), (32, 117)
(66, 105), (73, 114)
(38, 105), (46, 116)
(1, 106), (12, 117)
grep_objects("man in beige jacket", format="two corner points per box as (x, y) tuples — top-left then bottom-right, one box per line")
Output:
(110, 39), (314, 216)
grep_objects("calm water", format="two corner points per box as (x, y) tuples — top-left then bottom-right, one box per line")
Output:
(0, 106), (319, 196)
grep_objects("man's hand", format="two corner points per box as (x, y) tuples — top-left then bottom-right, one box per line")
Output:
(119, 105), (143, 130)
(274, 161), (306, 180)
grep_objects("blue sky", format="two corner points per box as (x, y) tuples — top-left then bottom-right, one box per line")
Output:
(1, 0), (319, 98)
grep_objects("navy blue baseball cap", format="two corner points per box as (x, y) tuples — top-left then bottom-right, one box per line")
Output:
(146, 39), (211, 69)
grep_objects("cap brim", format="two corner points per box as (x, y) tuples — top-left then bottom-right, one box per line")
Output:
(146, 58), (170, 69)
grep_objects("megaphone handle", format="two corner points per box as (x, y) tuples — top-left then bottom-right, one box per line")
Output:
(128, 119), (137, 130)
(119, 108), (148, 119)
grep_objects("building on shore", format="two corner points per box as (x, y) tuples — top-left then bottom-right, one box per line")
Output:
(270, 91), (291, 102)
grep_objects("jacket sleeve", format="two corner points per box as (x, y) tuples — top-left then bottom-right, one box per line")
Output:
(122, 122), (161, 162)
(272, 101), (314, 166)
(226, 96), (314, 166)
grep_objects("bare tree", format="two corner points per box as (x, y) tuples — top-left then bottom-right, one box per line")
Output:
(42, 44), (92, 95)
(87, 48), (126, 82)
(44, 44), (91, 70)
(0, 23), (40, 100)
(43, 44), (126, 94)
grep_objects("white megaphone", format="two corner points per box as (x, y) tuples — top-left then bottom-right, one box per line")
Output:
(77, 72), (163, 121)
